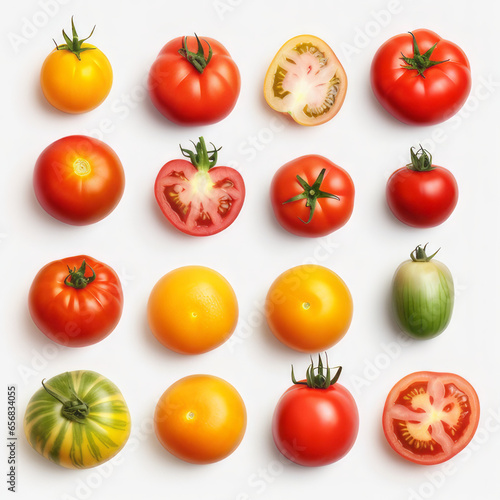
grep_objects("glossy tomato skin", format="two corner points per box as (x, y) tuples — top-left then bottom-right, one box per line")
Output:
(387, 165), (458, 227)
(154, 158), (245, 236)
(29, 255), (123, 347)
(24, 370), (130, 469)
(154, 375), (246, 464)
(382, 371), (480, 465)
(271, 155), (354, 237)
(265, 265), (353, 352)
(273, 382), (359, 466)
(41, 43), (113, 114)
(371, 30), (471, 125)
(34, 135), (125, 225)
(148, 36), (240, 125)
(147, 266), (238, 354)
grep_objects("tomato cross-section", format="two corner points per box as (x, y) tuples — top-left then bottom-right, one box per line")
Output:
(154, 137), (245, 236)
(382, 371), (479, 465)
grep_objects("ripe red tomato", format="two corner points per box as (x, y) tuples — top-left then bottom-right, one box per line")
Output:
(272, 358), (358, 467)
(271, 155), (354, 237)
(29, 256), (123, 347)
(148, 34), (240, 125)
(33, 135), (125, 225)
(386, 147), (458, 227)
(154, 137), (245, 236)
(371, 30), (471, 125)
(382, 371), (480, 465)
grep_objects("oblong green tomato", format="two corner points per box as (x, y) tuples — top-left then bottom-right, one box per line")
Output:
(392, 245), (454, 339)
(24, 370), (131, 469)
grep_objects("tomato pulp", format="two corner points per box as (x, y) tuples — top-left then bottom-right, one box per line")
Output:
(383, 371), (479, 465)
(154, 137), (245, 236)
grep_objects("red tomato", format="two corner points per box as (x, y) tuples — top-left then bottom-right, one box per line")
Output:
(371, 30), (471, 125)
(271, 155), (354, 237)
(154, 137), (245, 236)
(33, 135), (125, 225)
(387, 147), (458, 227)
(29, 256), (123, 347)
(382, 371), (480, 465)
(148, 34), (240, 125)
(272, 358), (359, 467)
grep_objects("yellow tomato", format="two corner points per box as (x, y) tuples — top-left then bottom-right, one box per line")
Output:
(40, 20), (112, 113)
(147, 266), (238, 354)
(154, 375), (246, 464)
(265, 264), (353, 352)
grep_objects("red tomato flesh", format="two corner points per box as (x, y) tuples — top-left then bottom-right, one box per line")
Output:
(154, 139), (245, 236)
(382, 371), (480, 465)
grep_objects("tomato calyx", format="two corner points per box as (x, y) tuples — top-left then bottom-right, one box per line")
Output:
(400, 32), (449, 78)
(283, 168), (340, 224)
(64, 260), (96, 289)
(41, 374), (90, 423)
(53, 16), (96, 61)
(178, 34), (213, 74)
(410, 243), (440, 262)
(407, 145), (435, 172)
(291, 354), (342, 389)
(180, 136), (221, 173)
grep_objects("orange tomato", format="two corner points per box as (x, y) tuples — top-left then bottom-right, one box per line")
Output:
(33, 135), (125, 226)
(147, 266), (238, 354)
(154, 375), (246, 464)
(265, 265), (353, 352)
(40, 19), (112, 114)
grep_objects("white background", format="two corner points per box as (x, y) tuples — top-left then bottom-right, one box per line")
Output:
(1, 0), (499, 499)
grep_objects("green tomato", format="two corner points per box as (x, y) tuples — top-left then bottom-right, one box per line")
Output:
(392, 245), (454, 339)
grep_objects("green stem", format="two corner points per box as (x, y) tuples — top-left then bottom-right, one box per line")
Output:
(406, 145), (435, 172)
(282, 168), (340, 224)
(41, 375), (89, 423)
(53, 16), (96, 61)
(400, 32), (449, 78)
(178, 34), (213, 74)
(179, 137), (221, 172)
(291, 354), (342, 389)
(64, 260), (96, 289)
(410, 243), (440, 262)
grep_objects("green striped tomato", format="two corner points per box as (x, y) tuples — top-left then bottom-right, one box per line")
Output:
(24, 370), (131, 469)
(392, 245), (454, 339)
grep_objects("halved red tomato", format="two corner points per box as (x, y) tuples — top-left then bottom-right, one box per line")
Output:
(382, 371), (480, 465)
(154, 137), (245, 236)
(264, 35), (347, 126)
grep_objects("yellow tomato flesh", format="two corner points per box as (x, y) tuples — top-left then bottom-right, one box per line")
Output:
(264, 35), (347, 126)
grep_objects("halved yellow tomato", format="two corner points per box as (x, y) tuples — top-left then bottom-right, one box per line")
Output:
(264, 35), (347, 126)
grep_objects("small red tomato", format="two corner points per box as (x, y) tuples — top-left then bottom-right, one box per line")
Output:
(386, 146), (458, 228)
(382, 371), (480, 465)
(148, 34), (240, 125)
(154, 137), (245, 237)
(271, 155), (354, 237)
(33, 135), (125, 225)
(371, 29), (471, 125)
(29, 256), (123, 347)
(272, 357), (359, 467)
